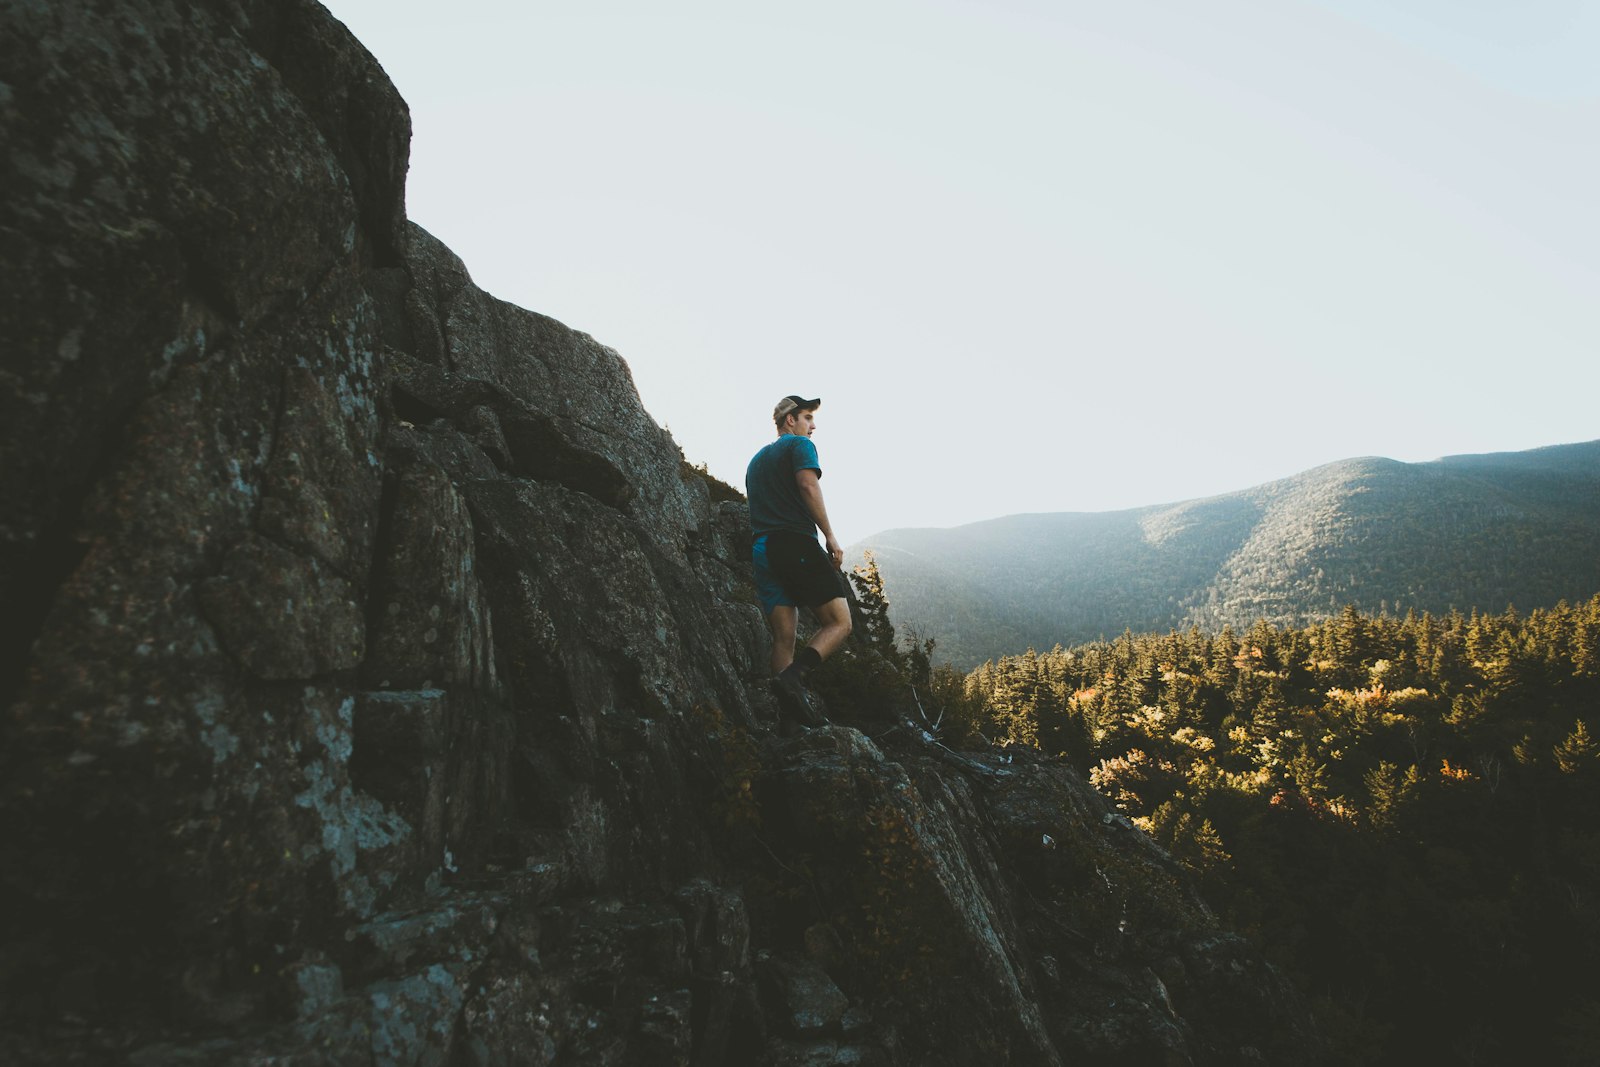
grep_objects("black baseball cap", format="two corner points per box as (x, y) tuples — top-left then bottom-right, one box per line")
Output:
(774, 395), (821, 421)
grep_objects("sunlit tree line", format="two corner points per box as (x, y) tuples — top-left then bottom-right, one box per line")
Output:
(958, 596), (1600, 1064)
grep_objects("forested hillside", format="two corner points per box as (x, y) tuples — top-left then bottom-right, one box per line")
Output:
(854, 441), (1600, 668)
(948, 598), (1600, 1064)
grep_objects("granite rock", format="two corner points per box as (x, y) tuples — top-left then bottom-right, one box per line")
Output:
(0, 2), (1326, 1064)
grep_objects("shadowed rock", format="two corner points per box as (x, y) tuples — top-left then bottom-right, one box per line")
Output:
(0, 1), (1326, 1064)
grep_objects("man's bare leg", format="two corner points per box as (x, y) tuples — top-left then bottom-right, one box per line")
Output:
(767, 605), (798, 673)
(806, 597), (853, 662)
(769, 599), (852, 675)
(768, 597), (852, 727)
(778, 597), (854, 683)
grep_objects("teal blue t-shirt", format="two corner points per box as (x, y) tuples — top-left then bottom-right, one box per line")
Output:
(745, 434), (821, 539)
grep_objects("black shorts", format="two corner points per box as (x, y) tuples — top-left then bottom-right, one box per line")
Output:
(753, 530), (849, 615)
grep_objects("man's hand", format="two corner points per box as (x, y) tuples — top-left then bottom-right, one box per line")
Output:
(796, 468), (844, 569)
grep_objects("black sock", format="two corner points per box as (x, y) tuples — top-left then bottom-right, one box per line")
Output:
(785, 646), (823, 679)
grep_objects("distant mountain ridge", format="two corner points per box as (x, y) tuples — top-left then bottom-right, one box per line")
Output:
(852, 440), (1600, 668)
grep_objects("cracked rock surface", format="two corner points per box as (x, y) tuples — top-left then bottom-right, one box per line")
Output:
(1, 2), (1325, 1064)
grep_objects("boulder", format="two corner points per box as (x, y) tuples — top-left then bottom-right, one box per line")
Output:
(0, 2), (1326, 1064)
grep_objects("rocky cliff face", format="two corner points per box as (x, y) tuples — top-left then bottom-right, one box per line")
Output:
(0, 3), (1324, 1064)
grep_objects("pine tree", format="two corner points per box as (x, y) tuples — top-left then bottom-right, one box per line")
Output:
(1554, 720), (1598, 775)
(850, 552), (898, 661)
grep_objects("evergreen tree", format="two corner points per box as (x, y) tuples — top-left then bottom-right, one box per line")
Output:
(850, 552), (898, 661)
(1554, 720), (1598, 775)
(958, 593), (1600, 1063)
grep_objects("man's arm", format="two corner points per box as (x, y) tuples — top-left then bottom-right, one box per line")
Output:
(794, 468), (843, 567)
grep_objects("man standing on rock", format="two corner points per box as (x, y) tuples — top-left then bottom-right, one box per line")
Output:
(746, 395), (853, 725)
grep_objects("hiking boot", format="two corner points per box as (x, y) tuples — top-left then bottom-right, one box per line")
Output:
(772, 671), (826, 728)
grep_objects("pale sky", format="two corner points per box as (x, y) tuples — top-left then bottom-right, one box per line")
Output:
(322, 0), (1598, 540)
